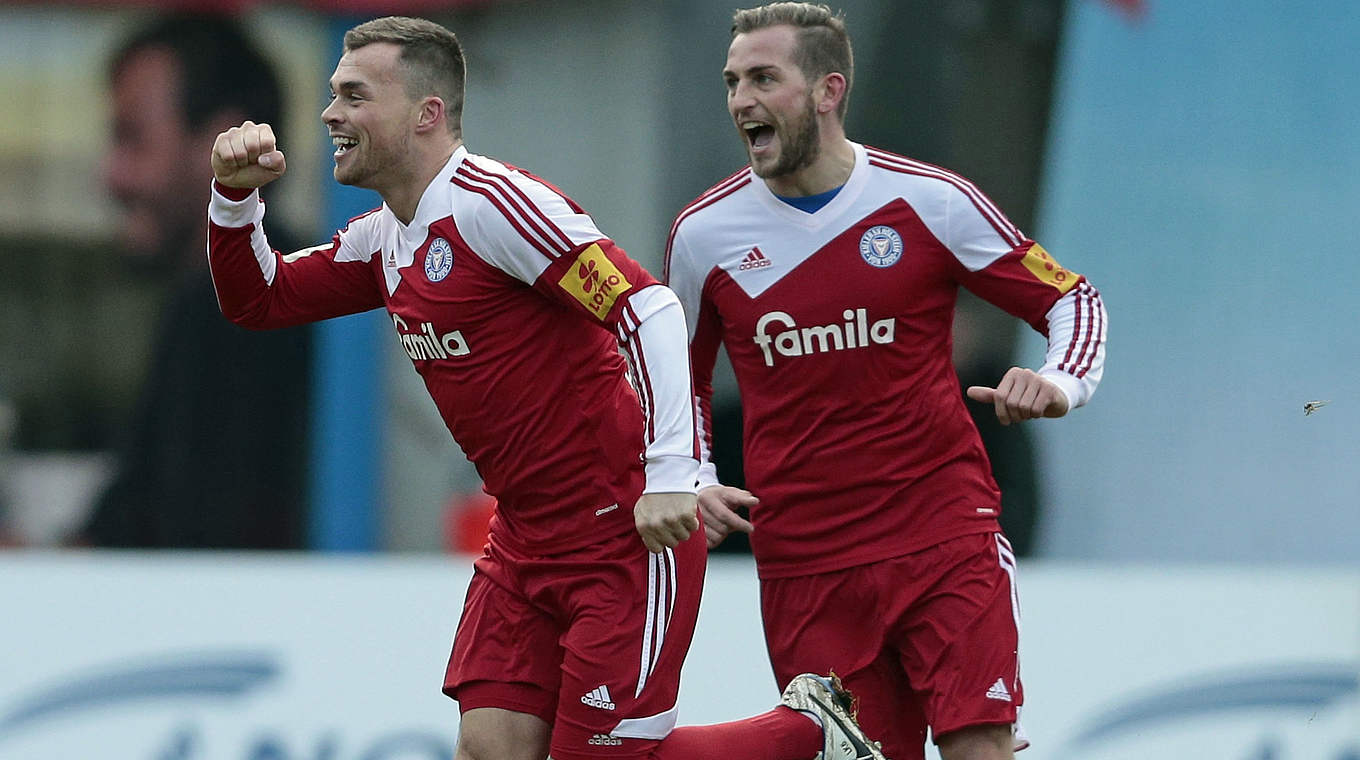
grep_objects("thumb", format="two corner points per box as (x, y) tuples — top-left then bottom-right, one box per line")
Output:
(258, 150), (286, 173)
(966, 385), (996, 403)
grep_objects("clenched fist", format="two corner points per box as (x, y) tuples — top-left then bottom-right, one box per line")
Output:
(634, 492), (700, 554)
(212, 120), (287, 189)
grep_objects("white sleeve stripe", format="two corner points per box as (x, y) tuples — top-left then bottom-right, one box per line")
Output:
(459, 162), (573, 252)
(208, 185), (277, 284)
(619, 306), (657, 444)
(867, 148), (1024, 248)
(1060, 283), (1105, 378)
(1071, 288), (1101, 377)
(1057, 286), (1087, 372)
(247, 219), (276, 285)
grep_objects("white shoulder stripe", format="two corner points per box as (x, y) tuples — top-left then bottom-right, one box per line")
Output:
(867, 148), (1023, 249)
(461, 160), (573, 250)
(452, 167), (565, 260)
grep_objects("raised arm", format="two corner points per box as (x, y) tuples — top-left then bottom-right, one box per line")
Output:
(208, 121), (384, 329)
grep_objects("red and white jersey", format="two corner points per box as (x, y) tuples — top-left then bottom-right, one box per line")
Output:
(209, 145), (699, 556)
(665, 142), (1105, 578)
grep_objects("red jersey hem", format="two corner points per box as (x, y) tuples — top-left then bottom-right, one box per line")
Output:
(753, 522), (1000, 580)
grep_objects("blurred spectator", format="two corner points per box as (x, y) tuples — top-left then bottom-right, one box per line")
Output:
(72, 14), (313, 549)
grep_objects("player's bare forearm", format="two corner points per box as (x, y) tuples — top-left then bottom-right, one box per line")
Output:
(697, 485), (756, 548)
(966, 367), (1070, 425)
(212, 120), (287, 189)
(633, 492), (700, 553)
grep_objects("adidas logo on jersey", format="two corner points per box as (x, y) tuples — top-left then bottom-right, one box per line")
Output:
(738, 247), (772, 271)
(588, 734), (624, 746)
(753, 308), (895, 367)
(581, 685), (617, 710)
(391, 313), (469, 361)
(985, 678), (1012, 702)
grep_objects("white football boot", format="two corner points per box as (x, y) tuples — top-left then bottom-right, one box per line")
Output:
(780, 672), (889, 760)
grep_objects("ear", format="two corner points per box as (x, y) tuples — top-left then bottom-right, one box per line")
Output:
(415, 96), (446, 134)
(815, 72), (848, 116)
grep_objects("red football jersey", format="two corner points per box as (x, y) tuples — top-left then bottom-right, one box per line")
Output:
(209, 146), (699, 556)
(666, 143), (1105, 578)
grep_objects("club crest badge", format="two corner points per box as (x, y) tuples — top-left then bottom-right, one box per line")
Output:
(425, 237), (454, 282)
(859, 225), (903, 268)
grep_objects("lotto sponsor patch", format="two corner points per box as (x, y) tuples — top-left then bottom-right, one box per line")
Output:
(559, 243), (631, 319)
(1020, 243), (1078, 293)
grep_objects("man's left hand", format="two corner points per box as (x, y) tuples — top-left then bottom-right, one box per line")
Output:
(967, 367), (1069, 425)
(634, 492), (700, 553)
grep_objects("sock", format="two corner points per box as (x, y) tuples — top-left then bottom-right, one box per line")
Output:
(649, 706), (822, 760)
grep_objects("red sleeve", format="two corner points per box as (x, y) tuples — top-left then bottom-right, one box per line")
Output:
(956, 242), (1085, 335)
(688, 271), (724, 484)
(208, 187), (384, 329)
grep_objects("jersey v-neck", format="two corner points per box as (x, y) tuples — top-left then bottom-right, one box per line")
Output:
(773, 184), (844, 214)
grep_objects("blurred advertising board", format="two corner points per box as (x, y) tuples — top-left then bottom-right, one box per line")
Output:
(0, 554), (1355, 759)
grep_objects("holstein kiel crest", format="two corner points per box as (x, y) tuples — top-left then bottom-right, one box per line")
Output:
(425, 237), (454, 282)
(859, 225), (903, 268)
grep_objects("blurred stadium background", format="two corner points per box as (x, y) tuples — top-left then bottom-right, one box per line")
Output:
(0, 1), (1356, 758)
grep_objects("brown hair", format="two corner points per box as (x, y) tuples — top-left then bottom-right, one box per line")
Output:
(732, 2), (853, 119)
(344, 16), (466, 137)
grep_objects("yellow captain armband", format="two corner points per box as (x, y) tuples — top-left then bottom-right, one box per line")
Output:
(1021, 243), (1080, 294)
(558, 243), (632, 320)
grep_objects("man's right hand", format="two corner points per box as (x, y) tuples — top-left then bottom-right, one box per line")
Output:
(697, 485), (756, 549)
(212, 120), (287, 189)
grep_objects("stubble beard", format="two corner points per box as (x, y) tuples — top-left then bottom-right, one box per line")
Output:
(751, 96), (821, 180)
(336, 130), (411, 190)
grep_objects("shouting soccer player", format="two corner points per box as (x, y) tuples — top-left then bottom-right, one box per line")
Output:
(206, 15), (886, 760)
(665, 4), (1108, 760)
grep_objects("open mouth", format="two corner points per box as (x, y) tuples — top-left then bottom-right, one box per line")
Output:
(332, 135), (358, 157)
(742, 121), (775, 151)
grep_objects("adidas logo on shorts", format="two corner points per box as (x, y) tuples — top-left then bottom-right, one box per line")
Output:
(581, 684), (617, 710)
(589, 733), (624, 746)
(986, 678), (1012, 702)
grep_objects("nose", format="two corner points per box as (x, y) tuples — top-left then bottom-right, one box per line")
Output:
(321, 97), (340, 125)
(728, 81), (756, 114)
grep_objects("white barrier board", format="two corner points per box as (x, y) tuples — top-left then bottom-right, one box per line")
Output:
(0, 553), (1355, 759)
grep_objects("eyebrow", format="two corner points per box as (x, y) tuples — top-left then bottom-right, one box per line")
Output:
(329, 79), (369, 94)
(724, 64), (779, 79)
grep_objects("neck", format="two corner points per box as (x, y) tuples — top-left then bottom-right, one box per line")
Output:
(386, 138), (461, 224)
(763, 135), (855, 198)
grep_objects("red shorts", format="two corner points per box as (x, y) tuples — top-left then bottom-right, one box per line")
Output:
(444, 526), (706, 760)
(759, 532), (1025, 760)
